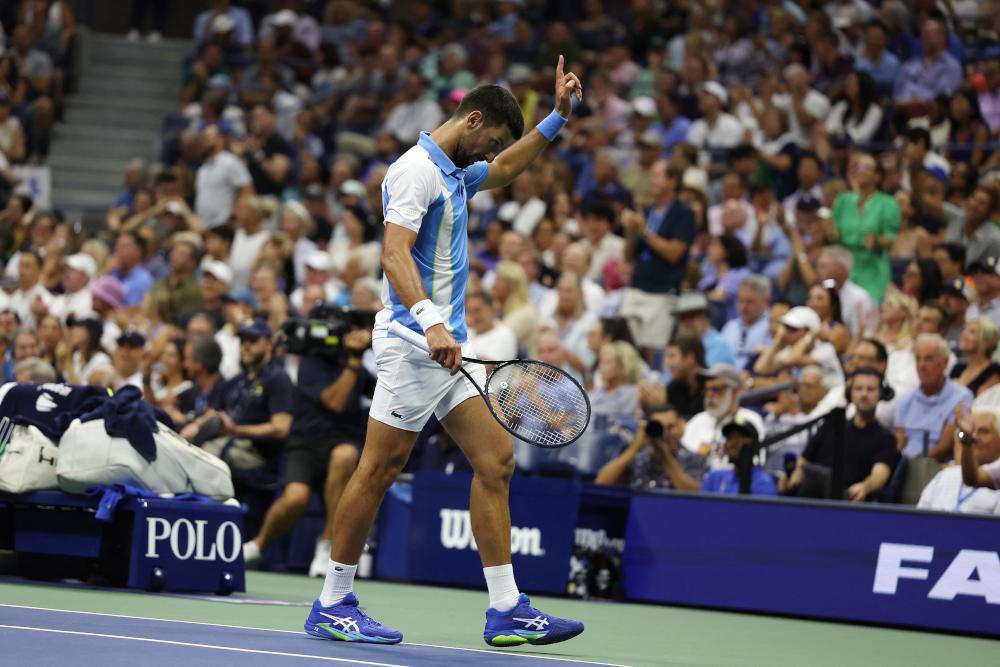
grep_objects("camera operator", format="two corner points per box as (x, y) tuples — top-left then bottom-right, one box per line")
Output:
(595, 405), (706, 491)
(243, 312), (374, 578)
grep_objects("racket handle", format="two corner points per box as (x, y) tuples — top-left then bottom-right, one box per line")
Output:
(389, 320), (431, 353)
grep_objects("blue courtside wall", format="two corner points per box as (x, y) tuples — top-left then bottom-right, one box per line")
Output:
(622, 492), (1000, 636)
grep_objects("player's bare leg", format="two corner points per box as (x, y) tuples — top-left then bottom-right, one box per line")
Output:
(440, 397), (514, 566)
(329, 418), (419, 565)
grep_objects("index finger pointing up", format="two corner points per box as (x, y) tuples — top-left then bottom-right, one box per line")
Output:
(556, 54), (564, 79)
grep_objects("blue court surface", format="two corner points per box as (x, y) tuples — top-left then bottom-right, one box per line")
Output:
(0, 604), (622, 667)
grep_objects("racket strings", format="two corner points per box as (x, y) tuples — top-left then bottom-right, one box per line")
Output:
(488, 362), (589, 448)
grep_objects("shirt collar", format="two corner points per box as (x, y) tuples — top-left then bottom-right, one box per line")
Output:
(418, 132), (463, 179)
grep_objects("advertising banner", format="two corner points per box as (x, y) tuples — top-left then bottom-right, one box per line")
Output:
(623, 492), (1000, 636)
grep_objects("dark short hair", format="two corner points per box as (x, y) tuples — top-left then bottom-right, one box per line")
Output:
(119, 230), (147, 255)
(206, 224), (235, 243)
(798, 150), (822, 171)
(189, 335), (222, 374)
(454, 85), (524, 140)
(920, 300), (949, 334)
(668, 332), (706, 368)
(859, 338), (889, 365)
(467, 291), (494, 308)
(585, 199), (616, 224)
(934, 242), (966, 267)
(974, 185), (1000, 213)
(906, 126), (931, 149)
(718, 233), (748, 269)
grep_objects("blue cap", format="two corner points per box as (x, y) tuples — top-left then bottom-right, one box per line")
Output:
(117, 328), (146, 347)
(237, 318), (272, 339)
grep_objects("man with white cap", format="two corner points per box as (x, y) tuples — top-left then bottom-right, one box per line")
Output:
(259, 5), (320, 54)
(681, 363), (767, 470)
(49, 253), (97, 322)
(200, 258), (233, 329)
(754, 305), (845, 388)
(193, 0), (253, 47)
(291, 250), (342, 314)
(685, 81), (746, 173)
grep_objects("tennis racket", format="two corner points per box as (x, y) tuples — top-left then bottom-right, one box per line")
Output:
(388, 321), (591, 449)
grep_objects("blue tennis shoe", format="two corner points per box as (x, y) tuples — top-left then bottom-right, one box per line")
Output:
(304, 593), (403, 644)
(484, 593), (584, 647)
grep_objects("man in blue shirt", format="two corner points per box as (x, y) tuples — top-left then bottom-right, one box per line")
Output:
(720, 274), (771, 371)
(894, 16), (963, 104)
(701, 414), (777, 496)
(855, 20), (900, 98)
(621, 161), (696, 357)
(895, 333), (973, 460)
(675, 291), (737, 368)
(110, 231), (155, 308)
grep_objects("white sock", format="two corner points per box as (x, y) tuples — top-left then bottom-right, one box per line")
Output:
(243, 541), (260, 562)
(319, 560), (357, 606)
(484, 564), (520, 612)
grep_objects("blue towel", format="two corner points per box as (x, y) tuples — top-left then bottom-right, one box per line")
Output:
(79, 386), (168, 462)
(84, 483), (219, 521)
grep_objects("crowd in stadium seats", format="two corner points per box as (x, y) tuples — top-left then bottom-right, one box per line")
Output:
(4, 0), (1000, 549)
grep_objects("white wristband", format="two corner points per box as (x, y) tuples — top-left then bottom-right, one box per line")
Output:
(410, 299), (444, 332)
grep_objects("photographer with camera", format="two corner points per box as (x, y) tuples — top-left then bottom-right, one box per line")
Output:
(243, 309), (374, 578)
(595, 405), (706, 491)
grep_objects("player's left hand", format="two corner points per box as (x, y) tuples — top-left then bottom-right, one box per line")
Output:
(554, 55), (582, 118)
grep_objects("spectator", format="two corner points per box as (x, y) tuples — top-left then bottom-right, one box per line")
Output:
(720, 274), (772, 372)
(699, 233), (750, 324)
(240, 104), (293, 196)
(977, 57), (1000, 135)
(932, 243), (965, 284)
(193, 0), (253, 49)
(763, 364), (833, 479)
(894, 16), (964, 104)
(147, 235), (203, 323)
(567, 340), (641, 476)
(198, 258), (232, 329)
(3, 328), (39, 382)
(686, 82), (745, 173)
(875, 290), (918, 354)
(755, 305), (845, 388)
(945, 187), (1000, 269)
(0, 91), (26, 163)
(64, 316), (111, 385)
(675, 291), (737, 369)
(806, 282), (851, 355)
(947, 89), (990, 169)
(901, 259), (942, 306)
(111, 329), (146, 389)
(6, 24), (55, 161)
(143, 337), (195, 424)
(542, 272), (598, 375)
(109, 231), (155, 309)
(662, 333), (706, 418)
(384, 72), (445, 146)
(919, 406), (1000, 514)
(466, 291), (517, 362)
(491, 260), (538, 352)
(229, 197), (271, 293)
(195, 124), (253, 228)
(940, 276), (972, 348)
(620, 161), (694, 357)
(774, 64), (830, 147)
(781, 368), (898, 502)
(824, 71), (883, 146)
(579, 199), (624, 282)
(951, 317), (1000, 397)
(830, 152), (900, 303)
(968, 257), (1000, 330)
(596, 404), (705, 491)
(681, 363), (765, 468)
(817, 245), (878, 340)
(855, 19), (900, 98)
(291, 250), (341, 315)
(895, 333), (974, 460)
(14, 356), (56, 384)
(776, 196), (826, 304)
(701, 416), (777, 496)
(9, 251), (52, 328)
(497, 171), (546, 237)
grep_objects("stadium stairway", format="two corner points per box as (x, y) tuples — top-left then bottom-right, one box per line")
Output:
(49, 29), (188, 217)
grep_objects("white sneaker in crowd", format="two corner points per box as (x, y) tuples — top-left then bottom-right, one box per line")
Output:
(309, 538), (331, 578)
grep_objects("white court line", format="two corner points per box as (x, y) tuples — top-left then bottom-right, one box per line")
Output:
(0, 624), (408, 666)
(0, 604), (627, 667)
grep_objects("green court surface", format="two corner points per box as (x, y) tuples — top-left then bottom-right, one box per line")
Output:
(0, 573), (994, 667)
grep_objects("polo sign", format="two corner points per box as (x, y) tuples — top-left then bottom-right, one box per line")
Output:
(145, 517), (242, 563)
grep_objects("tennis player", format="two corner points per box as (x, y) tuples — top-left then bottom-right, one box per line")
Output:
(302, 57), (585, 646)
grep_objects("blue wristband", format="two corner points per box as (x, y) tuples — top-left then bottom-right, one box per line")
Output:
(536, 110), (568, 142)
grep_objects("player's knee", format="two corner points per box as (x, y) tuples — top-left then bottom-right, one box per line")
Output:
(475, 449), (515, 487)
(360, 451), (408, 491)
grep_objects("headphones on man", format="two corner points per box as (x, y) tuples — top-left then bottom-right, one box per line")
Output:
(844, 366), (894, 403)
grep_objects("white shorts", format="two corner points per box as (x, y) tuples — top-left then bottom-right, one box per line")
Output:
(369, 336), (487, 432)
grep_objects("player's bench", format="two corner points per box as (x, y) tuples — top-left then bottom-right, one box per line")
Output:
(0, 489), (245, 595)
